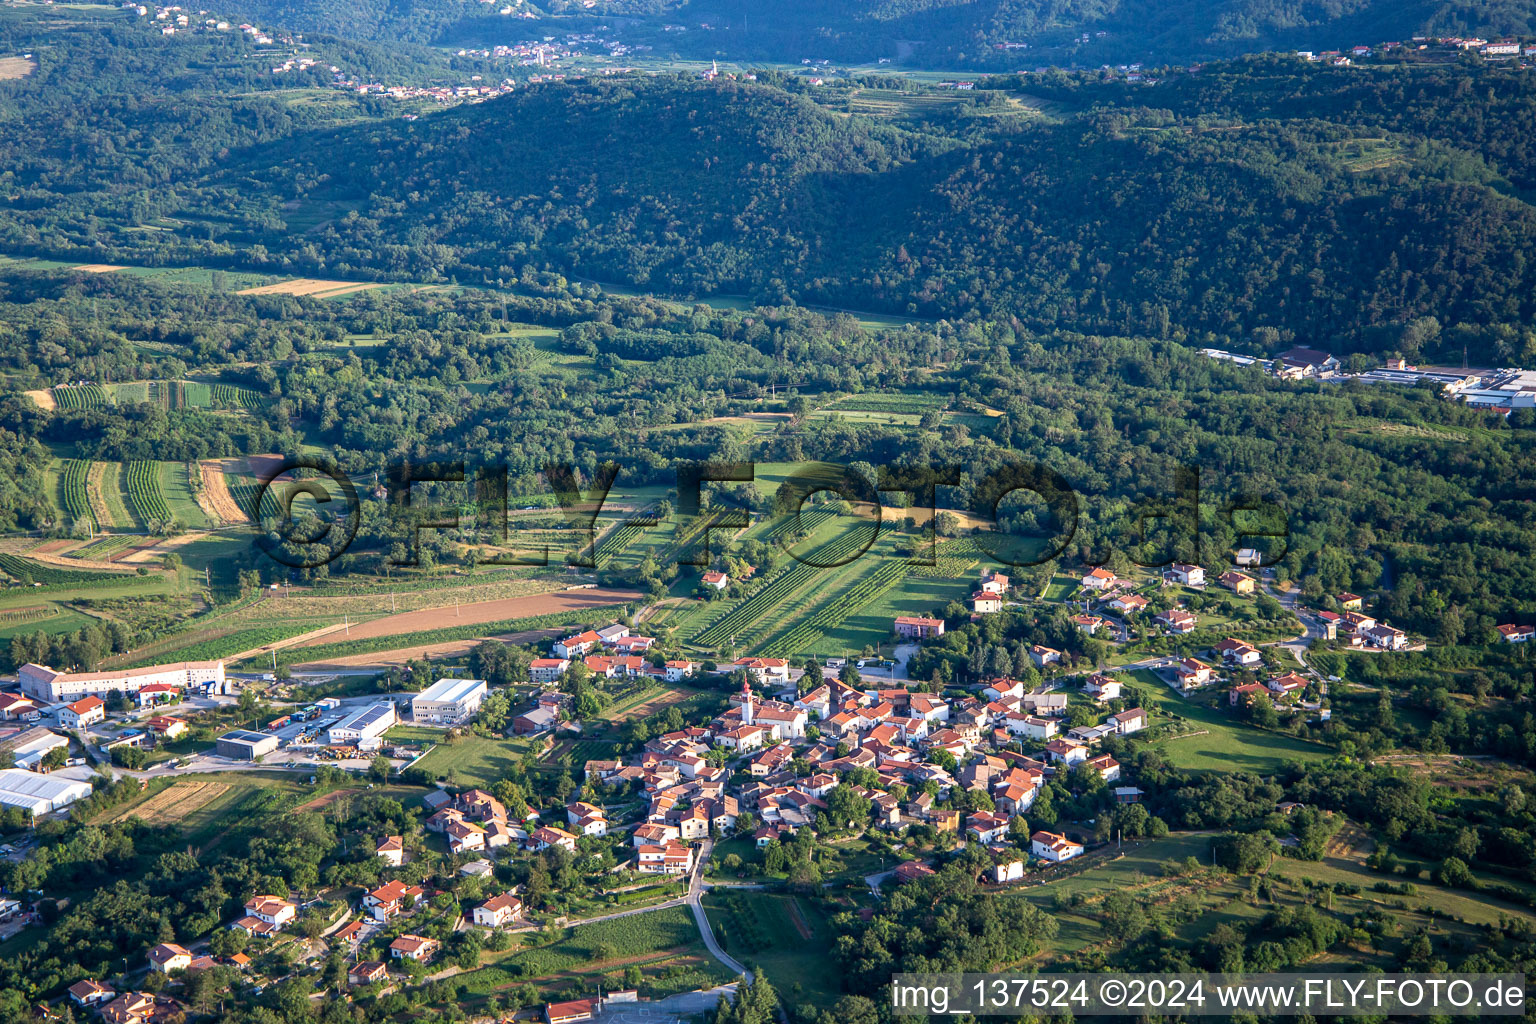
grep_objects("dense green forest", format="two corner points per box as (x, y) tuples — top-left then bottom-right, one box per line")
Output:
(11, 25), (1536, 359)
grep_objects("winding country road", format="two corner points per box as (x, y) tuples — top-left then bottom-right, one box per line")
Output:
(564, 838), (751, 981)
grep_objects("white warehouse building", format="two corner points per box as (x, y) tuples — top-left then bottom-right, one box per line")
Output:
(0, 769), (92, 816)
(18, 660), (226, 702)
(411, 678), (488, 725)
(327, 702), (398, 747)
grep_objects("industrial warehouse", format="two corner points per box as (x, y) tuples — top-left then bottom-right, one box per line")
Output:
(215, 730), (281, 761)
(0, 769), (92, 816)
(409, 678), (487, 724)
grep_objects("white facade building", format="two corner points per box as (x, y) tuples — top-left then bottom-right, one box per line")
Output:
(411, 678), (488, 724)
(19, 660), (225, 702)
(327, 702), (398, 746)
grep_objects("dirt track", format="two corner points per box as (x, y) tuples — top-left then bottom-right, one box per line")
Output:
(200, 459), (248, 524)
(287, 586), (642, 648)
(291, 626), (569, 671)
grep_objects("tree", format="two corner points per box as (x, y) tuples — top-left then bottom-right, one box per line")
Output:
(369, 756), (392, 782)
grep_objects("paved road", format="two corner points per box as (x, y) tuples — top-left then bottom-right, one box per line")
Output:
(686, 840), (751, 979)
(562, 839), (750, 981)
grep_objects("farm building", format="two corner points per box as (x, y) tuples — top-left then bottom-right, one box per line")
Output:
(18, 660), (225, 702)
(215, 730), (280, 760)
(411, 678), (487, 724)
(0, 768), (91, 815)
(327, 702), (398, 746)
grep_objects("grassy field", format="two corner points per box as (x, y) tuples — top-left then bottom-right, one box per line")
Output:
(398, 730), (539, 785)
(91, 772), (309, 850)
(455, 906), (730, 1004)
(1005, 830), (1536, 964)
(1129, 669), (1333, 772)
(158, 460), (210, 529)
(702, 892), (842, 1009)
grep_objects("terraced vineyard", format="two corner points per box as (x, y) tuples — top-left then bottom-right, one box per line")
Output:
(827, 392), (947, 414)
(589, 505), (661, 567)
(759, 555), (911, 656)
(0, 606), (52, 627)
(126, 461), (174, 524)
(51, 383), (107, 410)
(59, 459), (96, 529)
(759, 504), (834, 544)
(0, 554), (127, 585)
(226, 474), (283, 519)
(211, 383), (266, 409)
(690, 520), (884, 650)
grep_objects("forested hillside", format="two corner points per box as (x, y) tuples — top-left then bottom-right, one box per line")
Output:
(219, 0), (1536, 65)
(10, 21), (1536, 362)
(197, 72), (1536, 357)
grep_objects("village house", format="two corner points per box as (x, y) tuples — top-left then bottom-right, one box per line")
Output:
(147, 715), (188, 739)
(1168, 563), (1205, 586)
(1021, 691), (1070, 716)
(147, 943), (193, 972)
(1363, 624), (1409, 650)
(971, 591), (1004, 614)
(529, 658), (570, 684)
(637, 843), (694, 874)
(1158, 608), (1197, 634)
(1030, 830), (1084, 862)
(1214, 638), (1262, 667)
(1084, 674), (1121, 701)
(446, 819), (488, 854)
(60, 695), (106, 729)
(472, 892), (524, 928)
(1109, 594), (1148, 615)
(528, 826), (578, 853)
(1081, 567), (1118, 590)
(1229, 681), (1268, 706)
(242, 895), (296, 930)
(348, 961), (388, 987)
(389, 935), (439, 961)
(1267, 673), (1309, 699)
(376, 835), (404, 866)
(1004, 713), (1057, 740)
(1219, 570), (1255, 594)
(100, 992), (157, 1024)
(979, 571), (1010, 595)
(1085, 753), (1121, 782)
(1029, 645), (1062, 668)
(1045, 738), (1088, 765)
(1107, 707), (1147, 734)
(1498, 624), (1536, 643)
(894, 615), (945, 639)
(966, 810), (1011, 843)
(1073, 614), (1104, 634)
(364, 879), (424, 921)
(0, 692), (36, 720)
(732, 657), (790, 684)
(1175, 658), (1215, 690)
(68, 980), (115, 1008)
